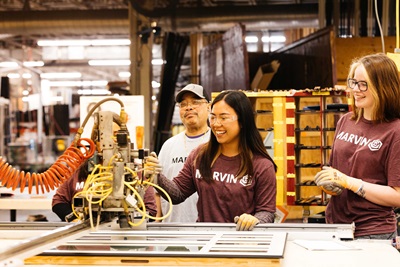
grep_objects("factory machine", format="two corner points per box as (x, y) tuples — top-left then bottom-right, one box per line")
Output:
(0, 97), (168, 228)
(1, 97), (399, 267)
(61, 97), (170, 228)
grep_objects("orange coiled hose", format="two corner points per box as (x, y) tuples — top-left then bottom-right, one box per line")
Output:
(0, 138), (96, 194)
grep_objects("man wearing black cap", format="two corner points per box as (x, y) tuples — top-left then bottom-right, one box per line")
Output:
(157, 84), (210, 222)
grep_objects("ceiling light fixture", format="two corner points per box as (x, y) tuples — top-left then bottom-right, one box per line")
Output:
(118, 71), (131, 78)
(245, 36), (258, 43)
(48, 80), (108, 87)
(37, 39), (131, 47)
(1, 60), (44, 68)
(244, 35), (286, 43)
(23, 61), (44, 67)
(152, 81), (161, 88)
(151, 59), (164, 65)
(40, 72), (82, 79)
(7, 73), (20, 79)
(77, 89), (111, 95)
(261, 36), (286, 43)
(88, 60), (131, 66)
(0, 61), (18, 67)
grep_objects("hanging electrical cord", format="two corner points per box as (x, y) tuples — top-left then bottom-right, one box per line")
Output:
(72, 162), (173, 228)
(374, 0), (385, 53)
(142, 180), (173, 222)
(72, 163), (114, 229)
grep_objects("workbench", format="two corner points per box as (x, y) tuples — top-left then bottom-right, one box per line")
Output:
(0, 222), (399, 267)
(0, 186), (54, 221)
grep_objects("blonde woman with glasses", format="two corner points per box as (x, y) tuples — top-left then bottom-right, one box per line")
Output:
(315, 53), (400, 239)
(147, 90), (277, 231)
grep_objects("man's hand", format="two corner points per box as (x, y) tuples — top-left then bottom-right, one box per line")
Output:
(144, 152), (162, 180)
(315, 166), (360, 194)
(234, 213), (259, 231)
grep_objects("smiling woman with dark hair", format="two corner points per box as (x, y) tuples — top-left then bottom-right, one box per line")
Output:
(146, 90), (277, 231)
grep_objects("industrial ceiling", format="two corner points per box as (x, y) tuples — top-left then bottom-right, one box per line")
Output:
(0, 0), (319, 91)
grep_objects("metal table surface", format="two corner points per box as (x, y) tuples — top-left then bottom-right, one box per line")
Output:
(0, 222), (399, 267)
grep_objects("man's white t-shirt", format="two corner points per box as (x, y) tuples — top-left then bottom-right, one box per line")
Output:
(158, 130), (210, 222)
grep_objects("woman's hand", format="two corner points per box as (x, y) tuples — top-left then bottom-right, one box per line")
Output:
(315, 166), (362, 195)
(144, 152), (162, 180)
(234, 213), (259, 231)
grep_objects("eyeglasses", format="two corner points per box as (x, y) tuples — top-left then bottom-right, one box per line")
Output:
(208, 114), (237, 125)
(177, 99), (208, 109)
(347, 78), (368, 92)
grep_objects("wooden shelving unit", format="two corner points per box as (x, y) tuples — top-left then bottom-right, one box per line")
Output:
(244, 91), (288, 206)
(286, 91), (349, 207)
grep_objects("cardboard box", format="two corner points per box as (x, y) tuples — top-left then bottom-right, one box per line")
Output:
(274, 205), (289, 223)
(251, 60), (280, 90)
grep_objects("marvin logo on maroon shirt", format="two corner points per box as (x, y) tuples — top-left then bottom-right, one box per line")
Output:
(195, 169), (252, 186)
(239, 175), (252, 187)
(336, 131), (382, 151)
(368, 140), (383, 151)
(75, 182), (85, 190)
